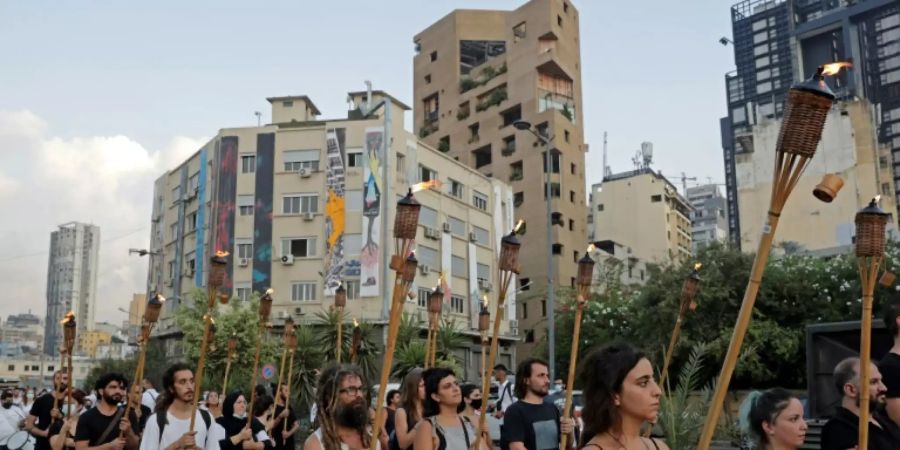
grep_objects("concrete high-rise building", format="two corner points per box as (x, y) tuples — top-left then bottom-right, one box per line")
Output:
(412, 0), (587, 362)
(686, 184), (728, 252)
(590, 169), (693, 264)
(43, 222), (99, 356)
(147, 90), (519, 379)
(721, 0), (900, 248)
(735, 98), (897, 252)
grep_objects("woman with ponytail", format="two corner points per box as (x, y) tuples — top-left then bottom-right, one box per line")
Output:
(738, 388), (807, 450)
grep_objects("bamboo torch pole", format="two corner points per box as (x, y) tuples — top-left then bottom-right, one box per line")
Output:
(123, 294), (165, 436)
(660, 264), (701, 389)
(854, 197), (888, 449)
(559, 250), (595, 450)
(273, 318), (294, 422)
(283, 332), (297, 433)
(370, 184), (431, 450)
(51, 344), (66, 417)
(478, 297), (490, 401)
(247, 289), (275, 429)
(472, 221), (524, 450)
(61, 313), (76, 420)
(190, 251), (229, 433)
(426, 284), (443, 368)
(350, 319), (362, 364)
(223, 334), (237, 394)
(696, 63), (847, 449)
(334, 283), (346, 363)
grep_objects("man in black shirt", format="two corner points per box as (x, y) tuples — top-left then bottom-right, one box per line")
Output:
(880, 297), (900, 427)
(500, 358), (574, 450)
(26, 370), (67, 450)
(821, 357), (900, 450)
(271, 385), (299, 450)
(74, 373), (139, 450)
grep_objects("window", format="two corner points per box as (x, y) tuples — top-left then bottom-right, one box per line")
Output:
(477, 263), (490, 283)
(283, 101), (293, 107)
(417, 288), (430, 307)
(168, 260), (175, 279)
(541, 300), (547, 317)
(542, 151), (561, 173)
(291, 282), (317, 302)
(597, 204), (604, 211)
(448, 217), (466, 237)
(570, 162), (576, 175)
(557, 15), (562, 26)
(345, 190), (362, 211)
(753, 43), (768, 56)
(417, 246), (439, 269)
(755, 56), (770, 69)
(423, 93), (440, 123)
(420, 206), (438, 228)
(6, 365), (12, 371)
(451, 296), (464, 314)
(510, 161), (523, 181)
(513, 192), (524, 207)
(651, 195), (662, 203)
(449, 179), (464, 199)
(347, 151), (363, 168)
(472, 145), (492, 169)
(519, 278), (531, 291)
(237, 243), (253, 259)
(420, 165), (437, 183)
(185, 253), (195, 275)
(451, 255), (466, 278)
(513, 22), (527, 42)
(522, 302), (528, 319)
(283, 194), (319, 214)
(552, 243), (563, 255)
(430, 51), (438, 62)
(473, 191), (488, 211)
(283, 149), (320, 172)
(473, 226), (489, 246)
(397, 154), (406, 175)
(188, 172), (200, 193)
(544, 183), (561, 198)
(564, 130), (570, 143)
(757, 81), (772, 94)
(241, 155), (256, 174)
(570, 191), (575, 203)
(172, 185), (181, 203)
(187, 212), (197, 232)
(282, 237), (317, 258)
(346, 280), (360, 300)
(468, 122), (480, 143)
(424, 74), (432, 84)
(459, 40), (506, 74)
(501, 104), (522, 128)
(170, 223), (178, 240)
(525, 330), (535, 343)
(238, 195), (254, 216)
(573, 251), (579, 263)
(235, 285), (251, 302)
(569, 219), (574, 231)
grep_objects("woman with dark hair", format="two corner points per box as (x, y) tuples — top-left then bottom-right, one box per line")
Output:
(738, 388), (807, 450)
(578, 343), (668, 450)
(457, 384), (483, 424)
(48, 389), (87, 450)
(393, 369), (424, 450)
(204, 391), (223, 419)
(217, 391), (272, 450)
(413, 368), (489, 450)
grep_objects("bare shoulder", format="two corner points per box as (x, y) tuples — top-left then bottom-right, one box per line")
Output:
(303, 433), (321, 450)
(647, 438), (669, 450)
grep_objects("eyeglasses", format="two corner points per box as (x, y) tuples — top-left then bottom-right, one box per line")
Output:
(339, 386), (364, 396)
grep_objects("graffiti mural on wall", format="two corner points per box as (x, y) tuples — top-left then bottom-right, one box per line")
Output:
(323, 129), (346, 295)
(213, 136), (239, 293)
(253, 133), (275, 293)
(360, 127), (384, 297)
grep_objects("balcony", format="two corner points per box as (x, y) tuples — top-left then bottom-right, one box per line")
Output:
(538, 91), (576, 123)
(419, 119), (438, 138)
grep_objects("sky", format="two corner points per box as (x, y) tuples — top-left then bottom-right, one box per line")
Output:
(0, 0), (735, 325)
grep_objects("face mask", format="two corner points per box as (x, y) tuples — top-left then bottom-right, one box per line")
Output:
(1, 401), (11, 409)
(469, 398), (483, 410)
(26, 393), (34, 400)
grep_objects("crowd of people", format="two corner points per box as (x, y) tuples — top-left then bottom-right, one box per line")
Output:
(0, 298), (898, 450)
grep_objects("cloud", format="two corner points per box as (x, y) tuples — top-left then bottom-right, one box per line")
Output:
(0, 110), (207, 326)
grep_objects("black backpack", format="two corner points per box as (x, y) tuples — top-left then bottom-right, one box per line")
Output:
(156, 409), (212, 447)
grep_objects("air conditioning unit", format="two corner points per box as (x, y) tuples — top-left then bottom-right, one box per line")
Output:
(281, 255), (294, 265)
(277, 310), (286, 319)
(303, 212), (315, 221)
(469, 232), (478, 242)
(425, 228), (439, 240)
(478, 279), (493, 291)
(294, 307), (303, 315)
(509, 320), (519, 335)
(419, 264), (430, 275)
(442, 222), (451, 233)
(299, 168), (312, 178)
(415, 310), (426, 322)
(238, 258), (249, 267)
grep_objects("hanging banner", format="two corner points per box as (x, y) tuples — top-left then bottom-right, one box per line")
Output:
(324, 129), (347, 295)
(360, 127), (384, 297)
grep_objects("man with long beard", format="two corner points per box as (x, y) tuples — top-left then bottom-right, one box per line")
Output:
(74, 373), (140, 450)
(26, 370), (68, 450)
(822, 357), (900, 450)
(304, 364), (378, 450)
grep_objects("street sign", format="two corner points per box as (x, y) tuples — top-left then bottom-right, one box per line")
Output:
(261, 364), (276, 380)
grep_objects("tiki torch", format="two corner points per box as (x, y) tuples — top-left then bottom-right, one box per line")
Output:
(472, 220), (524, 450)
(370, 181), (436, 450)
(123, 294), (165, 435)
(334, 283), (347, 363)
(222, 334), (238, 394)
(283, 330), (298, 433)
(478, 296), (490, 386)
(247, 289), (274, 428)
(190, 251), (229, 433)
(273, 317), (295, 421)
(559, 249), (595, 450)
(61, 312), (76, 419)
(350, 319), (362, 364)
(425, 284), (443, 368)
(660, 263), (701, 388)
(697, 62), (849, 449)
(855, 196), (889, 449)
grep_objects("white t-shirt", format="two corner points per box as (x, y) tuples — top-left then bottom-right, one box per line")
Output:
(139, 410), (224, 450)
(1, 406), (23, 431)
(0, 410), (16, 443)
(496, 380), (516, 413)
(142, 389), (160, 411)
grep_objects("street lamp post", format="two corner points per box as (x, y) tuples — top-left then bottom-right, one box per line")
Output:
(513, 119), (556, 381)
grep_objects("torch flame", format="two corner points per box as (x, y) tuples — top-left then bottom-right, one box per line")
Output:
(874, 195), (882, 203)
(265, 288), (275, 296)
(513, 219), (525, 234)
(215, 250), (230, 258)
(482, 294), (489, 307)
(59, 311), (75, 324)
(410, 180), (443, 193)
(821, 62), (852, 76)
(694, 262), (702, 271)
(353, 318), (359, 327)
(587, 243), (596, 253)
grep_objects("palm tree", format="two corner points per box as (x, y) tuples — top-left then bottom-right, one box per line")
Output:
(312, 308), (349, 361)
(289, 326), (325, 414)
(435, 318), (468, 364)
(392, 340), (427, 379)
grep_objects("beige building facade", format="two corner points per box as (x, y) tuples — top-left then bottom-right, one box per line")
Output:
(735, 99), (897, 252)
(591, 170), (693, 264)
(147, 90), (518, 380)
(413, 0), (587, 362)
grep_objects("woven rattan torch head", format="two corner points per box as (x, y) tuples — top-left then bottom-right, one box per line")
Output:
(209, 251), (229, 288)
(776, 65), (842, 158)
(395, 189), (421, 240)
(855, 197), (889, 257)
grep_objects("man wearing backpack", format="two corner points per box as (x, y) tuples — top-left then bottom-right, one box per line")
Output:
(139, 363), (222, 450)
(492, 365), (515, 419)
(74, 373), (139, 450)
